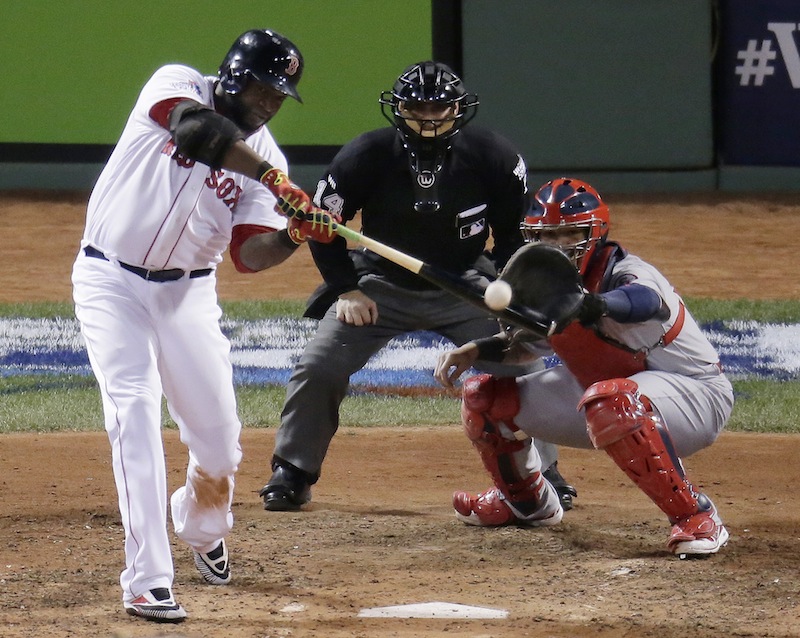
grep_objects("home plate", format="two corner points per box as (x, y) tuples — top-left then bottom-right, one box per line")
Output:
(358, 601), (508, 619)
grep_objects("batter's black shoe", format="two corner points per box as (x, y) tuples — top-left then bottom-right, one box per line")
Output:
(260, 462), (312, 511)
(193, 539), (230, 585)
(543, 461), (578, 511)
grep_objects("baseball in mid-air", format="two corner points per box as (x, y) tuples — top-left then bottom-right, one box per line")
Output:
(484, 279), (513, 310)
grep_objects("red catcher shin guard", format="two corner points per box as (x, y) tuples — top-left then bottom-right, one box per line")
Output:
(578, 378), (700, 524)
(460, 374), (547, 516)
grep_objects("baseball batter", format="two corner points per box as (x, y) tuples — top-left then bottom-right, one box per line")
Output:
(72, 30), (336, 623)
(259, 61), (576, 514)
(435, 177), (733, 558)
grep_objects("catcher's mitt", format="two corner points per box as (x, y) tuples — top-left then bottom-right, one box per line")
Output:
(499, 243), (584, 334)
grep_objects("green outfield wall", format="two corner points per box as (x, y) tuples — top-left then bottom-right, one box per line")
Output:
(0, 0), (796, 193)
(464, 0), (717, 191)
(0, 0), (430, 145)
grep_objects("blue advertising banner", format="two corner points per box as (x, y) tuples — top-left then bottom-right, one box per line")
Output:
(717, 0), (800, 165)
(1, 317), (796, 385)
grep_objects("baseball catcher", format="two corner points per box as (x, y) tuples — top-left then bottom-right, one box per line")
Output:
(435, 177), (733, 558)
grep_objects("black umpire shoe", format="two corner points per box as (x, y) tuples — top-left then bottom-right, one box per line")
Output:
(543, 461), (578, 511)
(259, 461), (313, 511)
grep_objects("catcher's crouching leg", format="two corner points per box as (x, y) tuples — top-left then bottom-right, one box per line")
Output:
(579, 378), (729, 558)
(453, 374), (563, 527)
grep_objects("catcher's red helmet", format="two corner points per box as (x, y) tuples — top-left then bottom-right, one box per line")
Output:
(520, 177), (609, 275)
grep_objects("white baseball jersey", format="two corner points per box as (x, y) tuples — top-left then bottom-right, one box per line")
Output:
(73, 63), (291, 604)
(82, 63), (287, 270)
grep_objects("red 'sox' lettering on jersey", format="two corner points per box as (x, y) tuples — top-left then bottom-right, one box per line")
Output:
(160, 139), (195, 168)
(160, 140), (241, 210)
(206, 170), (242, 210)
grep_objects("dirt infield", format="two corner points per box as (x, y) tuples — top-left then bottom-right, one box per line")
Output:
(1, 191), (799, 637)
(1, 190), (799, 303)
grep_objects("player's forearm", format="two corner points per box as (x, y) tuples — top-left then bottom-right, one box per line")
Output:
(238, 229), (299, 272)
(221, 140), (271, 181)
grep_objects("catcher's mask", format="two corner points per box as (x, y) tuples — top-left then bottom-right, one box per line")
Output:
(219, 29), (304, 102)
(520, 177), (609, 275)
(379, 61), (478, 212)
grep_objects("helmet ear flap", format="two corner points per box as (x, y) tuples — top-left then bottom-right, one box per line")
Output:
(218, 67), (244, 94)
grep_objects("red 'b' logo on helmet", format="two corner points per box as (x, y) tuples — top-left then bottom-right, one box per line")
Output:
(286, 56), (300, 75)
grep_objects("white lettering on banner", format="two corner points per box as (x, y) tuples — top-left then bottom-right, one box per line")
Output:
(768, 22), (800, 87)
(736, 39), (777, 86)
(735, 22), (800, 88)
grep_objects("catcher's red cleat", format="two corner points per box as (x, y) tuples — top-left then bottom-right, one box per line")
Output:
(452, 487), (563, 527)
(667, 499), (729, 558)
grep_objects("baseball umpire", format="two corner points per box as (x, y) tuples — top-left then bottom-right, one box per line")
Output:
(435, 177), (733, 558)
(259, 61), (576, 513)
(72, 29), (336, 623)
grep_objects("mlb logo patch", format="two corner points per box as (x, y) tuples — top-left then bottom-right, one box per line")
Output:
(459, 218), (485, 239)
(457, 203), (488, 239)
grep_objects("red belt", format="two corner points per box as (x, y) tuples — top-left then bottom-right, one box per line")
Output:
(661, 301), (685, 346)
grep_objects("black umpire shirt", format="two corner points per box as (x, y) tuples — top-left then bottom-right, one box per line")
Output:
(307, 125), (529, 308)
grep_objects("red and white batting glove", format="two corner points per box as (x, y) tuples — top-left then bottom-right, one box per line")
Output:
(259, 167), (312, 219)
(287, 208), (340, 244)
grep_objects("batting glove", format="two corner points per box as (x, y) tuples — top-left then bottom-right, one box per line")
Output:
(287, 208), (340, 244)
(259, 167), (312, 219)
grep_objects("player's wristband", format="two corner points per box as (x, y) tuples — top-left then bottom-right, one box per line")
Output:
(473, 336), (508, 362)
(277, 228), (301, 250)
(257, 161), (274, 184)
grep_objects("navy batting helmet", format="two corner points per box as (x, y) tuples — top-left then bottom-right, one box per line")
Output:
(219, 29), (304, 102)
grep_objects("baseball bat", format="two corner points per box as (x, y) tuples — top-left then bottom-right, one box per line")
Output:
(257, 169), (556, 336)
(332, 223), (557, 337)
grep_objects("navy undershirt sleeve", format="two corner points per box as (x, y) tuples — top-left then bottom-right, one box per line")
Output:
(601, 284), (662, 322)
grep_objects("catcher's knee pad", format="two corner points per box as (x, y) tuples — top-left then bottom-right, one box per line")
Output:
(578, 378), (648, 449)
(579, 378), (699, 523)
(461, 374), (522, 441)
(460, 374), (546, 515)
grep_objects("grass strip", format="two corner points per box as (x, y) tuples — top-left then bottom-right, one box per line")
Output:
(0, 375), (794, 435)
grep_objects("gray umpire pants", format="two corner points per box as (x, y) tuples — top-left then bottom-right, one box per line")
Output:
(273, 273), (558, 480)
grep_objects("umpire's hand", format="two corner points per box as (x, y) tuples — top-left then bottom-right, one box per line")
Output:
(336, 290), (378, 326)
